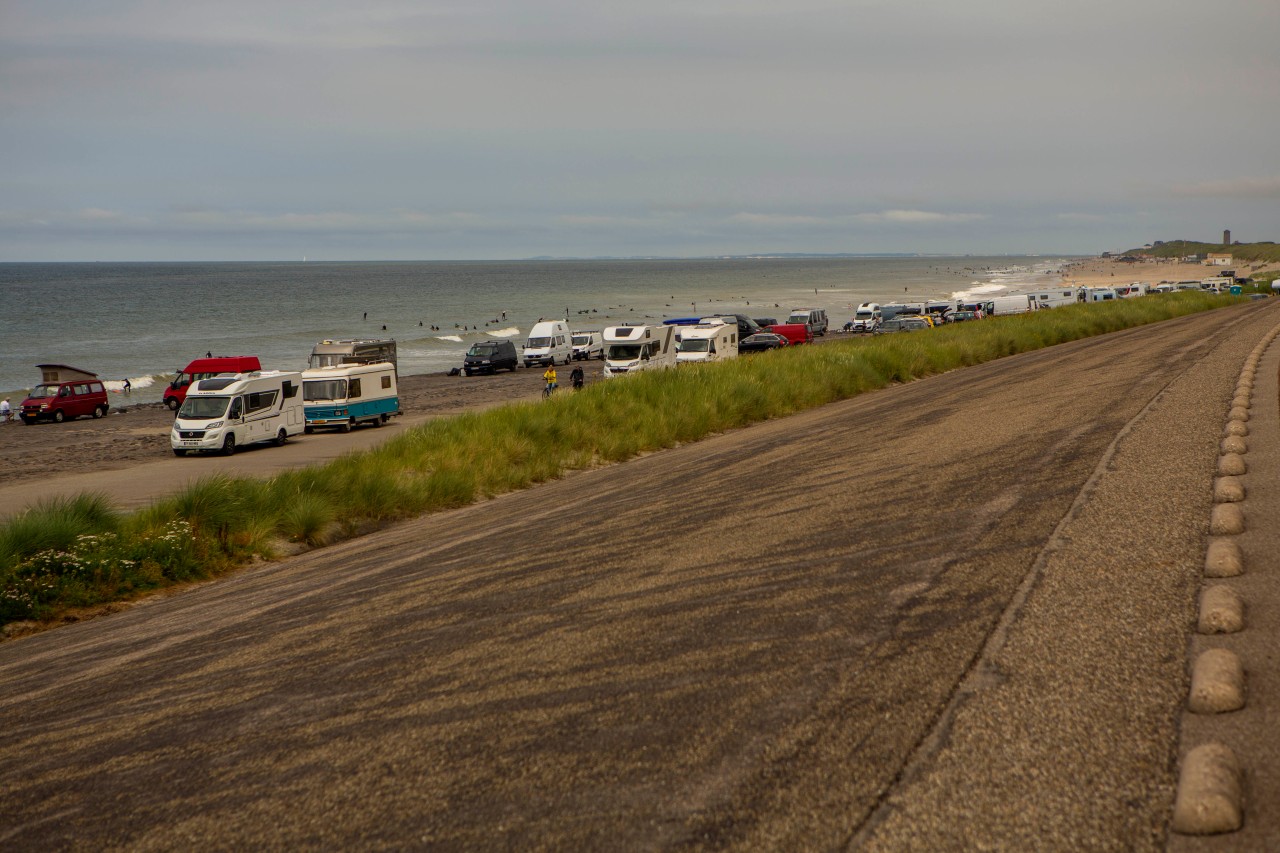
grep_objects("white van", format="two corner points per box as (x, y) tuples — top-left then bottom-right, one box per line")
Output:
(1020, 287), (1081, 308)
(1086, 287), (1118, 302)
(787, 308), (828, 336)
(986, 294), (1034, 315)
(171, 371), (305, 456)
(603, 324), (677, 377)
(571, 330), (604, 361)
(301, 361), (399, 433)
(850, 303), (882, 333)
(676, 320), (738, 364)
(523, 320), (572, 368)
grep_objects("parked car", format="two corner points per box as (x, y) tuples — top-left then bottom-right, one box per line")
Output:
(739, 332), (789, 354)
(878, 317), (931, 333)
(768, 322), (814, 346)
(19, 364), (109, 424)
(571, 331), (604, 360)
(947, 310), (979, 323)
(464, 340), (519, 375)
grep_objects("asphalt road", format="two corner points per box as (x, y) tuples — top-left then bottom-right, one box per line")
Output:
(2, 301), (1276, 850)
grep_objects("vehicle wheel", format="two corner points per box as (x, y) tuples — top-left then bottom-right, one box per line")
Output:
(221, 435), (236, 456)
(275, 428), (288, 447)
(340, 422), (352, 433)
(20, 415), (34, 425)
(304, 425), (314, 434)
(166, 398), (180, 411)
(173, 448), (187, 457)
(93, 406), (106, 418)
(380, 413), (390, 423)
(53, 410), (65, 423)
(464, 369), (472, 377)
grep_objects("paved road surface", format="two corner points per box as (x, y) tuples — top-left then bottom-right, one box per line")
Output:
(1, 302), (1276, 849)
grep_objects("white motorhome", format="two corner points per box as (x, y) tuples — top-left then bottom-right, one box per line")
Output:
(523, 320), (572, 367)
(1085, 287), (1118, 302)
(1020, 287), (1081, 309)
(849, 302), (882, 333)
(171, 371), (305, 456)
(676, 320), (738, 364)
(1114, 282), (1149, 299)
(301, 361), (399, 433)
(602, 324), (677, 377)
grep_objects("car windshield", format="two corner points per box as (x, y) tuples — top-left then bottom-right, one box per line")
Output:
(572, 336), (590, 346)
(303, 379), (347, 401)
(28, 384), (58, 398)
(468, 343), (499, 356)
(788, 314), (809, 324)
(526, 337), (551, 348)
(178, 396), (230, 419)
(679, 339), (710, 352)
(608, 344), (642, 360)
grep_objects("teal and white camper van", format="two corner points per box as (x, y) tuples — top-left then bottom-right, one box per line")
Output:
(301, 361), (400, 433)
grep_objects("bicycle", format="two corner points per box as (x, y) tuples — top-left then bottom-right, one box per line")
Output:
(542, 380), (558, 399)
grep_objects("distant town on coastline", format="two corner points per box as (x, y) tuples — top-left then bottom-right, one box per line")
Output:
(1117, 236), (1280, 265)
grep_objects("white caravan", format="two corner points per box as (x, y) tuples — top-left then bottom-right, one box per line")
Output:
(301, 361), (400, 433)
(523, 320), (572, 367)
(676, 320), (738, 364)
(603, 324), (677, 377)
(1114, 282), (1149, 299)
(171, 371), (305, 456)
(1020, 287), (1081, 309)
(1085, 287), (1118, 302)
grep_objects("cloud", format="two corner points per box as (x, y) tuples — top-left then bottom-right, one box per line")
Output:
(1170, 177), (1280, 200)
(853, 210), (988, 225)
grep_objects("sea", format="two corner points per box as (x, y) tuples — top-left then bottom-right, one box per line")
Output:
(0, 256), (1075, 405)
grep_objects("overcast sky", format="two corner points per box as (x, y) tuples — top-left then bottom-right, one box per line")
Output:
(2, 0), (1277, 261)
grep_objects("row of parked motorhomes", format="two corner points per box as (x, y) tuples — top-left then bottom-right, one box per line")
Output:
(846, 277), (1238, 333)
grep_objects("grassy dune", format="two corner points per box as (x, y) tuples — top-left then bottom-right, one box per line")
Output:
(0, 292), (1248, 627)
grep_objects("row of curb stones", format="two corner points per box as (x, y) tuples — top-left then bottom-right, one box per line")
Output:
(1171, 323), (1280, 836)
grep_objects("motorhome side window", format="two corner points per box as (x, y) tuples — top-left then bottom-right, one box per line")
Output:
(349, 378), (362, 398)
(282, 381), (298, 399)
(381, 376), (391, 389)
(245, 390), (278, 414)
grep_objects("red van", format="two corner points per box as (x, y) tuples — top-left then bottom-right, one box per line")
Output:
(768, 322), (814, 346)
(20, 364), (110, 424)
(164, 356), (262, 410)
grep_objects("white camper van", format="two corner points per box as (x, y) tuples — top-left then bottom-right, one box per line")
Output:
(523, 320), (573, 368)
(171, 371), (305, 456)
(1086, 287), (1118, 302)
(603, 324), (677, 376)
(301, 361), (399, 433)
(676, 320), (738, 364)
(985, 294), (1034, 315)
(850, 303), (882, 333)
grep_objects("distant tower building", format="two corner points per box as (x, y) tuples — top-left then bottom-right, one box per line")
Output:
(1224, 229), (1231, 245)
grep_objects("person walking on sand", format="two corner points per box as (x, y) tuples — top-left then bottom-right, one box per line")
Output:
(1, 398), (10, 423)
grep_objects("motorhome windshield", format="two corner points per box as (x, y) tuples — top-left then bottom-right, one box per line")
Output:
(28, 384), (57, 398)
(526, 337), (551, 348)
(303, 379), (347, 401)
(468, 343), (500, 356)
(855, 309), (874, 318)
(608, 344), (642, 360)
(679, 339), (710, 352)
(179, 396), (230, 420)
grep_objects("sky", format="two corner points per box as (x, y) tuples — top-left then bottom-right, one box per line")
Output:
(2, 0), (1278, 261)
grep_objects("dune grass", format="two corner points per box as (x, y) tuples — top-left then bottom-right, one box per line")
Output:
(0, 292), (1248, 627)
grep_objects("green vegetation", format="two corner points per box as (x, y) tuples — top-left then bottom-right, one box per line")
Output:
(0, 292), (1251, 628)
(1126, 240), (1280, 265)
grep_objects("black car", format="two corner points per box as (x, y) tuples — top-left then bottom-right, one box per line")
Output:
(707, 313), (764, 341)
(463, 340), (518, 375)
(739, 332), (788, 353)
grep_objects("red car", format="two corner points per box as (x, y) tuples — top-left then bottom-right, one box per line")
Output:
(767, 322), (814, 346)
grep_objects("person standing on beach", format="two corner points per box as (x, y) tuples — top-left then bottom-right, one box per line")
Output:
(0, 398), (10, 423)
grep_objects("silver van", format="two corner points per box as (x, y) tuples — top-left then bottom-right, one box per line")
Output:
(787, 308), (828, 337)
